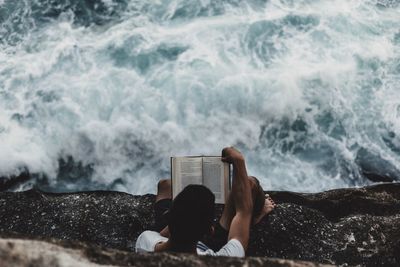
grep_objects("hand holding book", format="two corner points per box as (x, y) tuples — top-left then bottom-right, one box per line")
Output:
(221, 147), (245, 163)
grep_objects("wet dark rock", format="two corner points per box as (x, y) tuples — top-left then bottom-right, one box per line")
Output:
(0, 183), (399, 266)
(0, 171), (30, 191)
(0, 190), (151, 251)
(249, 183), (400, 266)
(356, 147), (399, 182)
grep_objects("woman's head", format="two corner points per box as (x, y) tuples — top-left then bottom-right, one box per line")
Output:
(168, 184), (215, 251)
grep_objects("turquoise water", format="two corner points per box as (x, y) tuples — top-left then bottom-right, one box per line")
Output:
(0, 0), (400, 194)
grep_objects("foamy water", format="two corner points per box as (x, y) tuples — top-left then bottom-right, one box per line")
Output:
(1, 0), (400, 194)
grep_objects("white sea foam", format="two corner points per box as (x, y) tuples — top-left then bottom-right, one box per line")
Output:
(0, 0), (399, 194)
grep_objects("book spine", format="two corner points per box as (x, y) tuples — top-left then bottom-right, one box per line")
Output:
(201, 157), (204, 184)
(170, 157), (173, 198)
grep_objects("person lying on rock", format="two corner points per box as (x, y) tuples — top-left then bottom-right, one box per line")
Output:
(135, 147), (276, 257)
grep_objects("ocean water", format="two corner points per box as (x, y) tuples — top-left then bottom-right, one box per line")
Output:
(0, 0), (399, 194)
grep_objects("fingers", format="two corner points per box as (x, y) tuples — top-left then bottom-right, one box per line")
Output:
(221, 147), (234, 157)
(221, 147), (244, 161)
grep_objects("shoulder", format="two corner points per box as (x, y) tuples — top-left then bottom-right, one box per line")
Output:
(198, 239), (245, 257)
(135, 231), (168, 253)
(216, 239), (245, 257)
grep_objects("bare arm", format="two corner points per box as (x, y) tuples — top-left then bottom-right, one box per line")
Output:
(222, 147), (253, 251)
(160, 226), (170, 238)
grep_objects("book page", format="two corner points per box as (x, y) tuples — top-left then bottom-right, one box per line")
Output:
(202, 157), (229, 204)
(172, 157), (203, 198)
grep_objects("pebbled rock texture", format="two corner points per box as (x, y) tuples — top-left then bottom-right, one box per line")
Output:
(0, 183), (399, 266)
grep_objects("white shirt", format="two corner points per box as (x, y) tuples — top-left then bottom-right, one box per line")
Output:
(135, 230), (245, 257)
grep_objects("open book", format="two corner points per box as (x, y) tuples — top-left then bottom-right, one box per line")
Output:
(171, 156), (230, 204)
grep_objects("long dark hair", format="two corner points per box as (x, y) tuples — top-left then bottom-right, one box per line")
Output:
(168, 184), (215, 252)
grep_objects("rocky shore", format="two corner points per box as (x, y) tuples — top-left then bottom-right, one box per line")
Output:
(0, 183), (399, 266)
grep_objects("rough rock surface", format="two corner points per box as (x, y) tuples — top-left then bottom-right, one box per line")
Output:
(0, 238), (104, 267)
(0, 183), (399, 266)
(0, 237), (332, 267)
